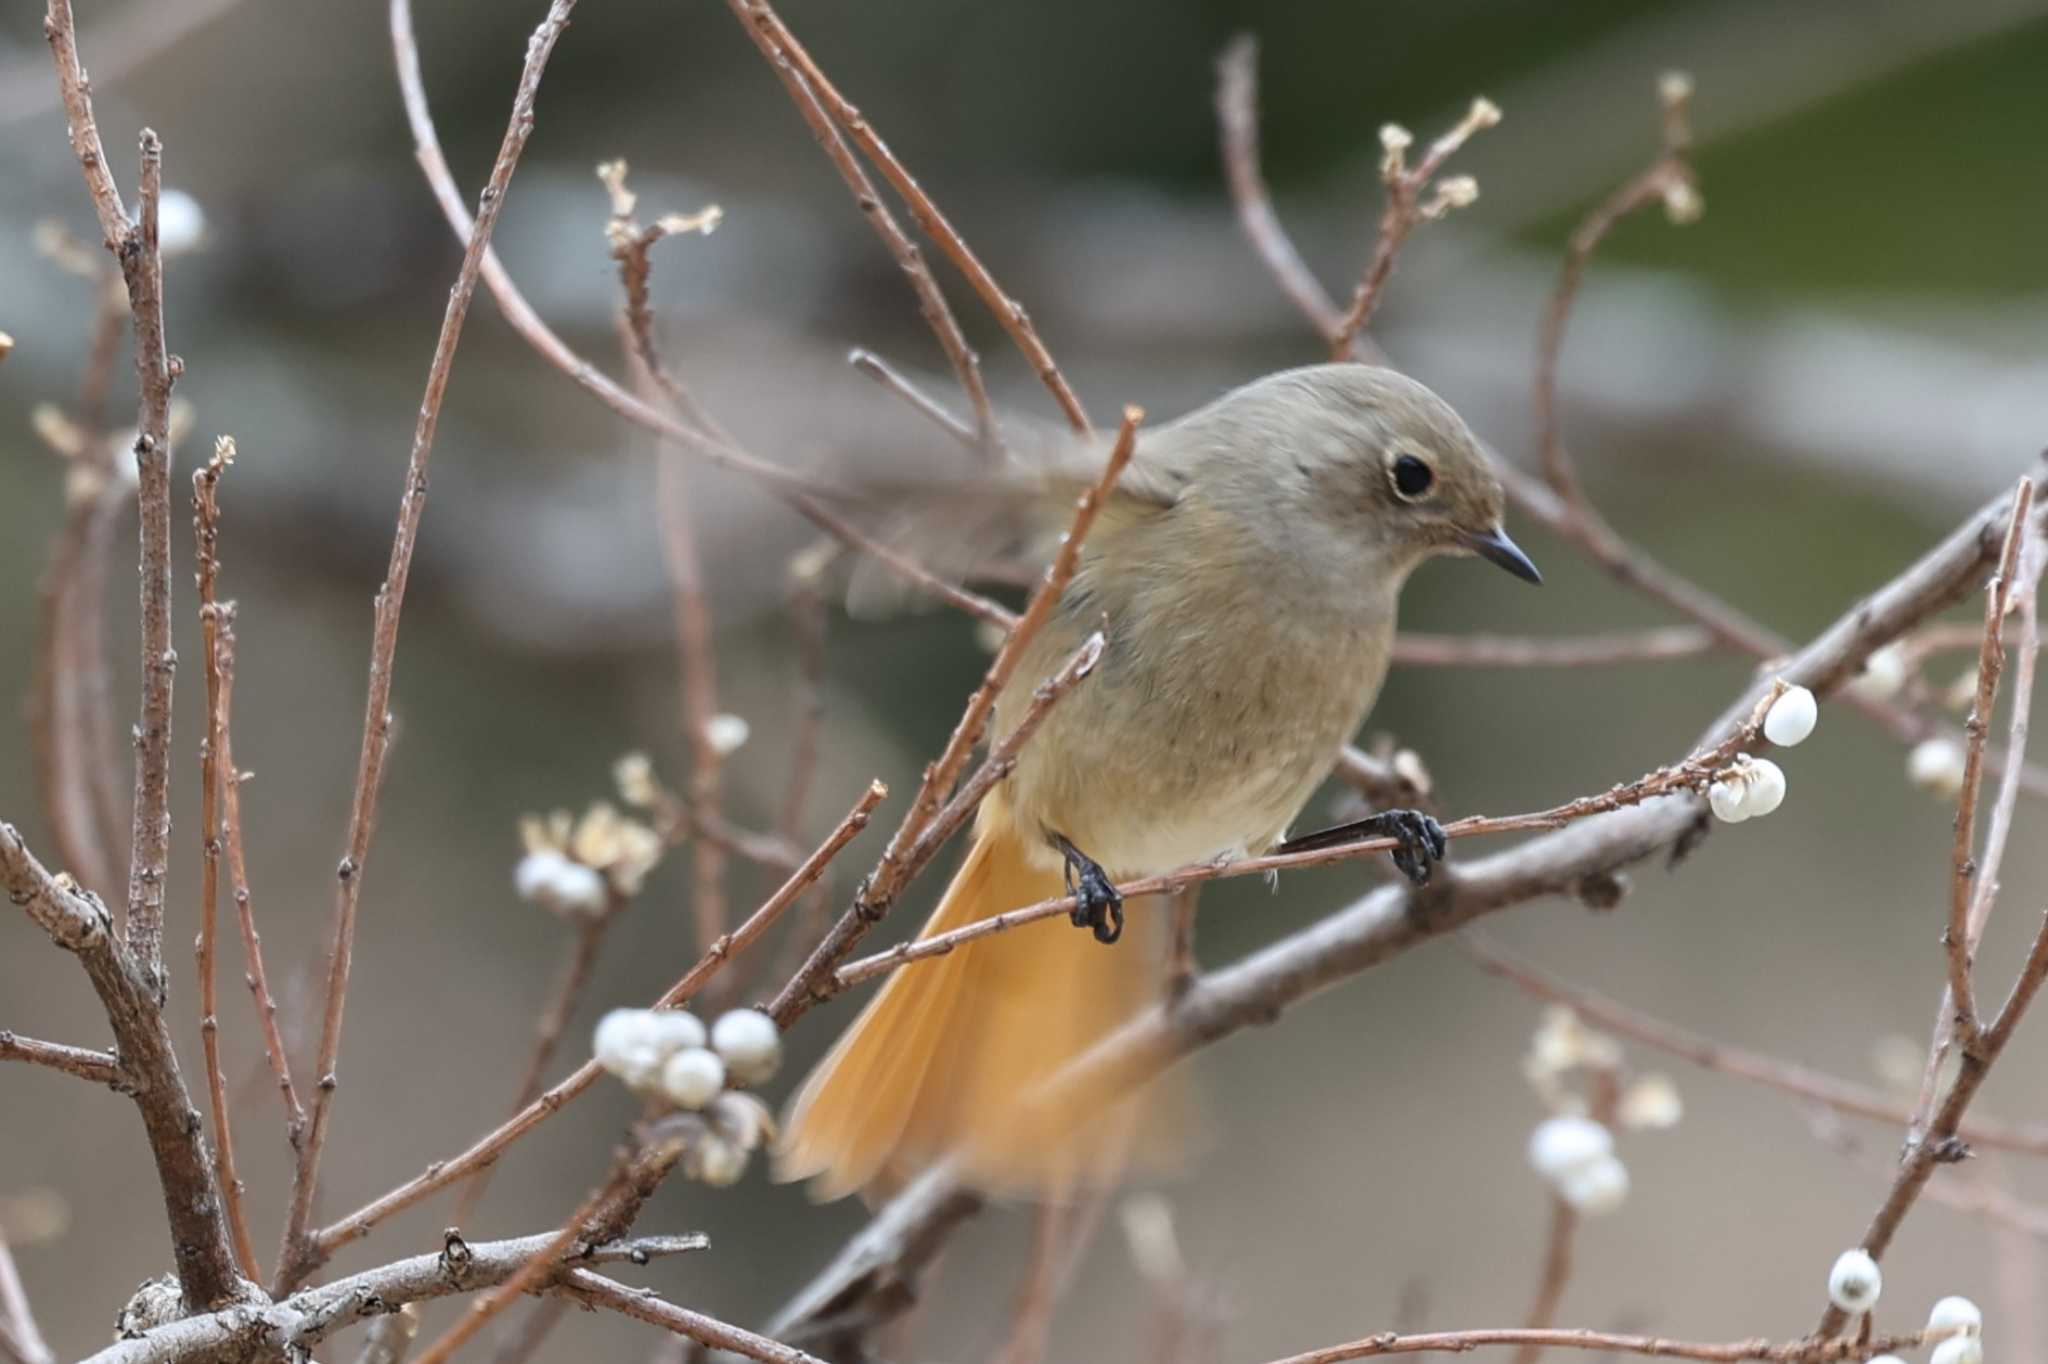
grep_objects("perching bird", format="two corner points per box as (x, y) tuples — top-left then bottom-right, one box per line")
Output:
(775, 363), (1540, 1201)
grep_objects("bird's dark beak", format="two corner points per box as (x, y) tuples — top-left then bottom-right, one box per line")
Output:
(1465, 525), (1542, 585)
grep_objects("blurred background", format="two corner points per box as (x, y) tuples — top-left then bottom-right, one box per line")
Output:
(5, 0), (2048, 1359)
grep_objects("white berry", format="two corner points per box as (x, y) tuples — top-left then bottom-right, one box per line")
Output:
(1927, 1296), (1983, 1338)
(659, 1047), (726, 1110)
(1908, 738), (1968, 799)
(1527, 1116), (1612, 1182)
(1931, 1336), (1984, 1364)
(592, 1009), (666, 1090)
(156, 189), (207, 255)
(1557, 1153), (1629, 1215)
(1743, 758), (1787, 817)
(1827, 1248), (1882, 1313)
(643, 1009), (707, 1056)
(704, 713), (751, 757)
(546, 860), (609, 916)
(1854, 643), (1909, 700)
(694, 1135), (748, 1187)
(1709, 777), (1751, 823)
(1764, 686), (1818, 747)
(711, 1008), (783, 1085)
(515, 849), (572, 903)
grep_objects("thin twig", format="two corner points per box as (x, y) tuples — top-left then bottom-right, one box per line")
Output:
(1938, 479), (2034, 1049)
(1214, 36), (1343, 338)
(1392, 627), (1713, 668)
(311, 781), (885, 1265)
(1260, 1326), (1952, 1364)
(1458, 935), (2048, 1156)
(0, 1030), (122, 1086)
(0, 1233), (53, 1364)
(733, 0), (1091, 436)
(1326, 97), (1499, 358)
(848, 347), (976, 449)
(193, 438), (258, 1282)
(1534, 74), (1698, 507)
(278, 0), (579, 1294)
(720, 1), (998, 453)
(560, 1269), (826, 1364)
(768, 409), (1141, 1025)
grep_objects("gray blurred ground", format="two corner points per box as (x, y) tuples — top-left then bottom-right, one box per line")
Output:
(3, 1), (2048, 1360)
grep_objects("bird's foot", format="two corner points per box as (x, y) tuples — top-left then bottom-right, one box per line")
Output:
(1275, 808), (1448, 886)
(1054, 835), (1124, 944)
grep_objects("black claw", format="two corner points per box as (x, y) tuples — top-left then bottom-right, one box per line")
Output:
(1276, 808), (1447, 887)
(1054, 835), (1124, 945)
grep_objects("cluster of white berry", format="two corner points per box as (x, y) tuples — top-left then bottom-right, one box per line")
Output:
(1826, 1250), (1983, 1364)
(1708, 684), (1815, 824)
(593, 1006), (784, 1185)
(1527, 1115), (1629, 1214)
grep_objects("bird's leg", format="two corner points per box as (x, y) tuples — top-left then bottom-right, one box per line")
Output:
(1052, 834), (1124, 945)
(1274, 809), (1447, 885)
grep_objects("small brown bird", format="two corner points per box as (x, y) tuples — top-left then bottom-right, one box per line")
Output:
(776, 363), (1539, 1201)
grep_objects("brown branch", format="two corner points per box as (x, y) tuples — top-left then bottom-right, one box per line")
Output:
(77, 1232), (707, 1364)
(1215, 35), (1343, 339)
(311, 781), (885, 1266)
(1815, 487), (2046, 1338)
(1939, 479), (2033, 1047)
(1260, 1326), (1948, 1364)
(600, 165), (734, 987)
(0, 1030), (122, 1086)
(1534, 73), (1698, 507)
(561, 1269), (825, 1364)
(732, 0), (1092, 436)
(192, 439), (259, 1282)
(768, 409), (1141, 1025)
(278, 0), (579, 1294)
(848, 347), (977, 449)
(1392, 627), (1713, 668)
(0, 1232), (53, 1364)
(1326, 97), (1499, 358)
(719, 2), (998, 453)
(1458, 935), (2048, 1156)
(2, 822), (250, 1311)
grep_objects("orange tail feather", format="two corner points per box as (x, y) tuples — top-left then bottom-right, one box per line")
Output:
(775, 804), (1172, 1201)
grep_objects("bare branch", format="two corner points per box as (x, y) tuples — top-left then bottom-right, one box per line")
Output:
(848, 347), (976, 449)
(1459, 935), (2048, 1156)
(78, 1232), (707, 1364)
(1259, 1325), (1951, 1364)
(1392, 627), (1712, 668)
(0, 1030), (122, 1087)
(1327, 97), (1499, 357)
(278, 0), (580, 1293)
(0, 1232), (54, 1364)
(311, 781), (886, 1266)
(731, 0), (1093, 436)
(561, 1268), (825, 1364)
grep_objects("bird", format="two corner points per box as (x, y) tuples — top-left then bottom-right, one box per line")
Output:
(774, 362), (1540, 1202)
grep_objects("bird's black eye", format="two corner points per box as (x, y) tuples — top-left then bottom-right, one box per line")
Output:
(1391, 453), (1435, 500)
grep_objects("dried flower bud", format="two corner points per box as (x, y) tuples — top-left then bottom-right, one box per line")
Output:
(1661, 179), (1703, 225)
(1908, 738), (1967, 799)
(1763, 686), (1818, 747)
(1421, 175), (1480, 221)
(708, 1092), (777, 1152)
(1658, 71), (1695, 104)
(1379, 123), (1414, 177)
(1468, 96), (1503, 128)
(660, 1047), (726, 1110)
(1618, 1074), (1683, 1130)
(614, 751), (658, 807)
(1827, 1248), (1882, 1313)
(710, 1008), (783, 1085)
